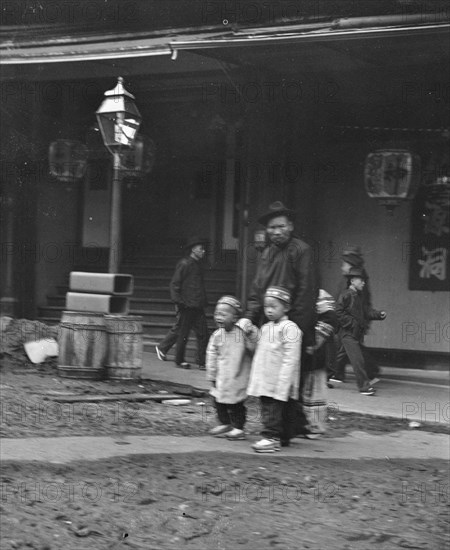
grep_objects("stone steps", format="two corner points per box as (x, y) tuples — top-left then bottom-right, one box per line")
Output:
(38, 247), (237, 358)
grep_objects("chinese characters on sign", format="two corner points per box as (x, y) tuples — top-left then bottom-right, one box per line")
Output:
(418, 247), (447, 281)
(409, 187), (450, 291)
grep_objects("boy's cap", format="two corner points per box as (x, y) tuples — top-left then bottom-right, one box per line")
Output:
(265, 286), (291, 304)
(184, 236), (208, 250)
(217, 295), (242, 313)
(342, 246), (364, 267)
(344, 267), (366, 279)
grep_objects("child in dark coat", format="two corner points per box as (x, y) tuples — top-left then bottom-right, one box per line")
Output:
(335, 267), (386, 395)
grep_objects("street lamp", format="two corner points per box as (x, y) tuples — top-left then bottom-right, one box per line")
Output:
(96, 77), (141, 272)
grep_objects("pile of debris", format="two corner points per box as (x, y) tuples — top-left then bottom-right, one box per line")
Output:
(0, 316), (59, 369)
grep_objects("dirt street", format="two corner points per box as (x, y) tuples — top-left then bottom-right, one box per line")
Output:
(2, 453), (448, 550)
(1, 362), (449, 549)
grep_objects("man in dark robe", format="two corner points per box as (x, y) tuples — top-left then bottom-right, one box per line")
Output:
(242, 201), (319, 438)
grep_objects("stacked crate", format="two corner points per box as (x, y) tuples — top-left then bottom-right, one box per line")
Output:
(58, 272), (143, 381)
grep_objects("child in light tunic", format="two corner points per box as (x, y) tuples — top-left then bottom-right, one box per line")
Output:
(247, 286), (302, 453)
(206, 296), (257, 440)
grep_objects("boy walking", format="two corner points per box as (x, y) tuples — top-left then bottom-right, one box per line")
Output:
(206, 296), (256, 440)
(335, 267), (386, 395)
(247, 286), (302, 453)
(329, 246), (378, 383)
(157, 236), (209, 369)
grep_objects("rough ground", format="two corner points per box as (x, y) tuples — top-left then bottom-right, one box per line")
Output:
(1, 360), (449, 549)
(1, 454), (448, 549)
(1, 362), (448, 440)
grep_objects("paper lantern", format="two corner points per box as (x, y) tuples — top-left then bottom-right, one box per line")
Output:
(49, 140), (88, 182)
(364, 149), (420, 213)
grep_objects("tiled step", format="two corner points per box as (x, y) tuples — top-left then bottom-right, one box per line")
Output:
(120, 267), (236, 279)
(132, 276), (235, 287)
(38, 314), (215, 337)
(56, 285), (233, 301)
(141, 322), (215, 338)
(121, 260), (237, 272)
(59, 274), (235, 288)
(47, 295), (221, 312)
(38, 306), (216, 325)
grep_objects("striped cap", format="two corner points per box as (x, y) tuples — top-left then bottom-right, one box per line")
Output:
(265, 286), (291, 304)
(217, 295), (242, 313)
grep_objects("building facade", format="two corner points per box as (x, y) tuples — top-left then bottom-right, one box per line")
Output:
(1, 0), (449, 366)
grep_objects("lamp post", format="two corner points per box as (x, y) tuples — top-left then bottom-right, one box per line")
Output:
(96, 77), (141, 273)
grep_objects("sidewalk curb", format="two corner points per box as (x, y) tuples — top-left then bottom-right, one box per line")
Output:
(141, 376), (449, 426)
(1, 432), (448, 463)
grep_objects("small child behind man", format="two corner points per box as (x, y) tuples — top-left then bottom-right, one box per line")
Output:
(206, 296), (257, 440)
(247, 286), (302, 453)
(335, 267), (386, 396)
(304, 289), (338, 438)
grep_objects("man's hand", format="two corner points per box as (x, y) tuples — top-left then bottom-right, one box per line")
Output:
(315, 334), (326, 350)
(380, 311), (387, 320)
(306, 334), (326, 355)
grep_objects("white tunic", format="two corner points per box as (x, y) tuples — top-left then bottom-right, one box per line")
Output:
(206, 325), (255, 404)
(247, 316), (302, 402)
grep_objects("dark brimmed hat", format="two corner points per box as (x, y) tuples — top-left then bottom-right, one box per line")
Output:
(344, 267), (366, 279)
(184, 236), (208, 251)
(265, 286), (291, 305)
(342, 246), (364, 268)
(258, 201), (295, 226)
(217, 295), (242, 314)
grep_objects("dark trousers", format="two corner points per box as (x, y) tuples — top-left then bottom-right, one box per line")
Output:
(329, 335), (379, 381)
(175, 307), (208, 365)
(335, 334), (372, 391)
(296, 346), (315, 435)
(213, 397), (246, 430)
(158, 309), (181, 355)
(260, 396), (305, 442)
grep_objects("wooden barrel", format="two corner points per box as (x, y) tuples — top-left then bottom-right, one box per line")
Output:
(104, 315), (143, 380)
(57, 311), (107, 380)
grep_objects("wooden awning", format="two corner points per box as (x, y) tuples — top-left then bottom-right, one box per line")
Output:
(1, 14), (449, 65)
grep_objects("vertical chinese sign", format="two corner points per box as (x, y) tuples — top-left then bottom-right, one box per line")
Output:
(409, 184), (449, 290)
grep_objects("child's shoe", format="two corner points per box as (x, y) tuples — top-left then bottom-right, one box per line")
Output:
(360, 386), (376, 396)
(252, 438), (280, 453)
(304, 433), (322, 440)
(226, 428), (246, 440)
(209, 425), (232, 436)
(329, 375), (345, 383)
